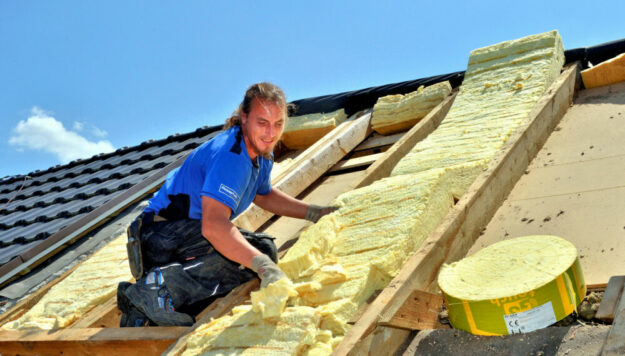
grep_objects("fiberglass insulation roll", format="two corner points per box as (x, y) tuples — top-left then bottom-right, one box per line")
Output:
(438, 235), (585, 335)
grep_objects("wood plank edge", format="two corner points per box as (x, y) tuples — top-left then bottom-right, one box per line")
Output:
(0, 327), (187, 356)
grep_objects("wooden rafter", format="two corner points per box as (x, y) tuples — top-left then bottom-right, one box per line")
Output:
(0, 327), (188, 356)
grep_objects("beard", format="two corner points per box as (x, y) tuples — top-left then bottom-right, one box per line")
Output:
(241, 124), (275, 159)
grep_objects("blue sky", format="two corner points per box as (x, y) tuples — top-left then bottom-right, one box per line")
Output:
(1, 1), (624, 178)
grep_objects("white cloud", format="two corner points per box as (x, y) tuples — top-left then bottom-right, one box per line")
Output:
(91, 126), (108, 138)
(9, 107), (115, 163)
(73, 121), (84, 131)
(73, 120), (108, 138)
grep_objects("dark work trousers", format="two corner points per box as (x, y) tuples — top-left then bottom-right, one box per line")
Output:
(138, 216), (278, 313)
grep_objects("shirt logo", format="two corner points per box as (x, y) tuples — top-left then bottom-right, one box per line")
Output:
(219, 184), (240, 203)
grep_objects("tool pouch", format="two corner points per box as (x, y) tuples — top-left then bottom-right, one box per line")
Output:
(127, 217), (144, 279)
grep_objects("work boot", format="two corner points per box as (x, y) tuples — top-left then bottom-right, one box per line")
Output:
(124, 268), (195, 327)
(117, 282), (149, 327)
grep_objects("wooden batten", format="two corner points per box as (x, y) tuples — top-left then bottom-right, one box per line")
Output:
(333, 63), (579, 356)
(0, 327), (187, 356)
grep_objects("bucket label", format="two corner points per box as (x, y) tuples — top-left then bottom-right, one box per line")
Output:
(503, 301), (557, 334)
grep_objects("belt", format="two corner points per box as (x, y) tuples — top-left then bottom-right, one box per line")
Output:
(153, 214), (167, 222)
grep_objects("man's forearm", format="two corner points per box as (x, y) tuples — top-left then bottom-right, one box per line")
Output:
(202, 217), (260, 268)
(253, 188), (308, 219)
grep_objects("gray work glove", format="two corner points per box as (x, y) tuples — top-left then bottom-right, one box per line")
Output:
(251, 254), (287, 288)
(305, 204), (339, 223)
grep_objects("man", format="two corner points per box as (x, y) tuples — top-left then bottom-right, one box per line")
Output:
(118, 82), (337, 327)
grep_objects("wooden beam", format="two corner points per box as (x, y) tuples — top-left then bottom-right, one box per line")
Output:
(0, 326), (187, 356)
(378, 289), (448, 330)
(333, 64), (579, 356)
(350, 92), (456, 190)
(233, 112), (372, 231)
(329, 152), (384, 173)
(601, 284), (625, 355)
(163, 280), (259, 356)
(596, 276), (625, 323)
(354, 132), (404, 152)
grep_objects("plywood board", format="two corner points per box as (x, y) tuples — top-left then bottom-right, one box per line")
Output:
(470, 80), (625, 286)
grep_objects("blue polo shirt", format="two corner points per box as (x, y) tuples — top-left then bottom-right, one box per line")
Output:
(144, 126), (273, 220)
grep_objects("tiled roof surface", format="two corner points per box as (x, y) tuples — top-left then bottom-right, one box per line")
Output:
(0, 126), (221, 265)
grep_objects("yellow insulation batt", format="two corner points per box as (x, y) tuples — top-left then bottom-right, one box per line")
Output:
(181, 305), (327, 356)
(1, 235), (131, 330)
(371, 81), (452, 135)
(180, 30), (565, 355)
(438, 235), (585, 335)
(392, 30), (565, 177)
(281, 109), (347, 149)
(251, 277), (298, 319)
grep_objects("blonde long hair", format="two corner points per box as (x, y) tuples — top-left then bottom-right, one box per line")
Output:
(223, 82), (290, 129)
